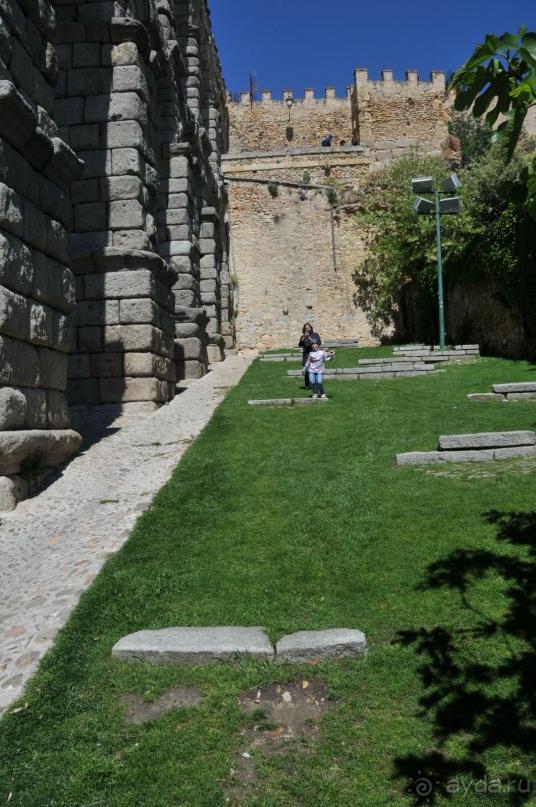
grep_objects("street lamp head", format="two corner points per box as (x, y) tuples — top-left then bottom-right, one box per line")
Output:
(413, 196), (435, 214)
(439, 196), (461, 214)
(411, 176), (434, 194)
(442, 173), (461, 194)
(285, 96), (294, 110)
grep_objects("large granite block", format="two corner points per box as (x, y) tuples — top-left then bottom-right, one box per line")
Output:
(112, 627), (274, 665)
(439, 431), (535, 450)
(0, 428), (82, 475)
(276, 629), (367, 663)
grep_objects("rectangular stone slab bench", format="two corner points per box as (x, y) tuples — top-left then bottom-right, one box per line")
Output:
(112, 627), (275, 665)
(397, 430), (536, 465)
(248, 398), (329, 406)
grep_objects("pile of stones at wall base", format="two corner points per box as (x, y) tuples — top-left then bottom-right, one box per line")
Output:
(0, 0), (233, 510)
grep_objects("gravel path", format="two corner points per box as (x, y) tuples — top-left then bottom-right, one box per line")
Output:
(0, 353), (253, 715)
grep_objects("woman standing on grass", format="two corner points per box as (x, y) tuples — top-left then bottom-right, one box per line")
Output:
(299, 322), (321, 389)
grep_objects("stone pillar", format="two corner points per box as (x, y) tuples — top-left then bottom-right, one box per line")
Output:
(0, 0), (83, 510)
(54, 7), (177, 411)
(200, 206), (224, 362)
(159, 141), (208, 380)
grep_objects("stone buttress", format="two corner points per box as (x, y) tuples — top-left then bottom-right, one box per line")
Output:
(0, 0), (83, 510)
(0, 0), (233, 510)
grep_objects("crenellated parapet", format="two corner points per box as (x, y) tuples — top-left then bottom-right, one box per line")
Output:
(354, 68), (446, 88)
(352, 67), (449, 145)
(238, 86), (353, 105)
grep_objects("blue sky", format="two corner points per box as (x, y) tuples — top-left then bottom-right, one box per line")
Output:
(210, 0), (535, 98)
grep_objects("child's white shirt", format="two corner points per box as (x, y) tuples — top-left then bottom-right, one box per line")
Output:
(305, 350), (333, 373)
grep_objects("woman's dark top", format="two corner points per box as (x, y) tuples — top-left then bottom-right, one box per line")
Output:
(299, 332), (321, 364)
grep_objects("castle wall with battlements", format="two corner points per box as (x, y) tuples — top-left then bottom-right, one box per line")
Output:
(225, 68), (452, 349)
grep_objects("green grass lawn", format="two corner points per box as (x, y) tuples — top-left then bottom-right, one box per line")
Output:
(1, 350), (536, 806)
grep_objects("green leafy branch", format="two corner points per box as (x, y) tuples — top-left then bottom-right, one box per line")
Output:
(449, 27), (536, 217)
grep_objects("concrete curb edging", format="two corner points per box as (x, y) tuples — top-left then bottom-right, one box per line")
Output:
(112, 627), (368, 666)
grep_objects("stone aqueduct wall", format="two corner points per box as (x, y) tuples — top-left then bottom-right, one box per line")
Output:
(0, 0), (232, 510)
(226, 70), (450, 349)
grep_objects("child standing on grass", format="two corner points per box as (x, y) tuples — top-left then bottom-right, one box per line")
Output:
(304, 343), (335, 399)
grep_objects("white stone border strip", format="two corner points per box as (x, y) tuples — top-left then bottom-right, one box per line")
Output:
(112, 627), (368, 666)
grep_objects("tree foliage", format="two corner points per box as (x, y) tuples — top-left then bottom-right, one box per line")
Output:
(353, 145), (536, 340)
(449, 27), (536, 217)
(448, 113), (493, 167)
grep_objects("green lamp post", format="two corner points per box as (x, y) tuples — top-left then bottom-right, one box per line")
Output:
(411, 174), (461, 351)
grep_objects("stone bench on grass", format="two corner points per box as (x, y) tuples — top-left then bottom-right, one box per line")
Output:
(397, 430), (536, 465)
(248, 398), (328, 407)
(112, 627), (367, 666)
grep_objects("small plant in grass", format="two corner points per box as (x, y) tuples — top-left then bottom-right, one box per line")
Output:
(267, 181), (279, 198)
(301, 170), (311, 186)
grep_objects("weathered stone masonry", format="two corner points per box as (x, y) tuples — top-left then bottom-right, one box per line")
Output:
(225, 70), (451, 349)
(0, 0), (84, 510)
(0, 0), (232, 510)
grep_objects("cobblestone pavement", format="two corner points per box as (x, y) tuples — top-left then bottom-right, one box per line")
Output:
(0, 353), (254, 715)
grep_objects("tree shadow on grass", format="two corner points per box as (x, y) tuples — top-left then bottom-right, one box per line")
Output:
(394, 510), (536, 804)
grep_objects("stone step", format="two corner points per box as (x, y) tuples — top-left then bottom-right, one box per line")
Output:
(394, 343), (479, 353)
(248, 398), (329, 406)
(260, 355), (301, 362)
(112, 627), (275, 665)
(397, 445), (536, 465)
(113, 626), (367, 666)
(395, 350), (480, 359)
(276, 629), (367, 663)
(492, 382), (536, 394)
(359, 355), (447, 366)
(323, 340), (359, 348)
(393, 344), (429, 351)
(507, 392), (536, 400)
(287, 364), (435, 377)
(467, 392), (504, 401)
(439, 430), (536, 450)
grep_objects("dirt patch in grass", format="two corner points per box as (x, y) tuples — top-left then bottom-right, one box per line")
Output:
(228, 680), (336, 800)
(122, 687), (203, 725)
